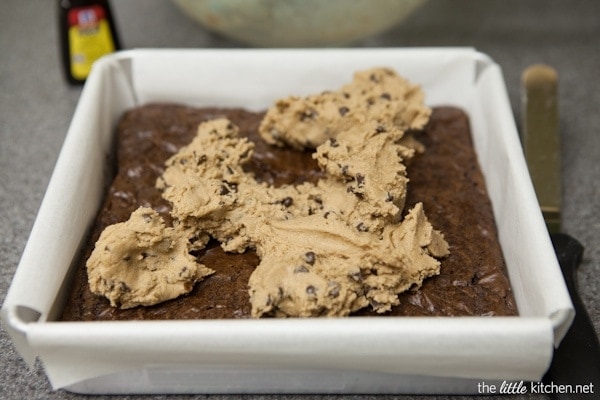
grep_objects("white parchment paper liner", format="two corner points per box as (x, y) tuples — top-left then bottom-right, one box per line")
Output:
(1, 48), (573, 393)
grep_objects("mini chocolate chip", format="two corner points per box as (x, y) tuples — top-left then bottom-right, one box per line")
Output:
(294, 265), (309, 274)
(341, 165), (350, 177)
(338, 106), (350, 116)
(347, 186), (365, 200)
(385, 192), (394, 202)
(324, 211), (331, 219)
(122, 255), (131, 262)
(306, 285), (316, 295)
(355, 173), (365, 186)
(369, 73), (379, 83)
(223, 181), (238, 192)
(370, 299), (382, 309)
(304, 251), (316, 265)
(349, 271), (362, 282)
(280, 197), (293, 207)
(357, 222), (368, 232)
(311, 195), (323, 205)
(343, 92), (351, 99)
(196, 154), (207, 165)
(329, 138), (339, 147)
(375, 125), (387, 133)
(327, 281), (340, 298)
(300, 108), (318, 121)
(142, 213), (153, 223)
(367, 98), (375, 106)
(380, 92), (391, 100)
(220, 185), (230, 195)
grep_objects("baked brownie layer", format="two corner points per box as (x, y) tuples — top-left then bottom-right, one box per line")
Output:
(60, 104), (517, 321)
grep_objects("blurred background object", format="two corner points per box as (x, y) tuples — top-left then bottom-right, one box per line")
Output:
(58, 0), (121, 84)
(171, 0), (427, 47)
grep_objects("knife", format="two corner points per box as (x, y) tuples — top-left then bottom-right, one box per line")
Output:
(521, 64), (600, 399)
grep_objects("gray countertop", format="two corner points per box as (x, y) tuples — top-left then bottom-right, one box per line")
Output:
(1, 1), (598, 399)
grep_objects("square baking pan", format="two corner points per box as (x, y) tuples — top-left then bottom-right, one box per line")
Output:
(1, 48), (574, 394)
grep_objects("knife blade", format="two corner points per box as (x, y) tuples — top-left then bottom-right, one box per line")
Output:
(521, 64), (600, 399)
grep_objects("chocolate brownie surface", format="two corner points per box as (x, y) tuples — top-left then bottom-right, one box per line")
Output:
(60, 104), (517, 321)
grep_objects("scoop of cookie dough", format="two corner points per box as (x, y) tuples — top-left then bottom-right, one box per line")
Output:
(313, 117), (415, 232)
(86, 207), (214, 309)
(157, 118), (260, 252)
(157, 118), (254, 220)
(248, 203), (447, 317)
(259, 67), (431, 149)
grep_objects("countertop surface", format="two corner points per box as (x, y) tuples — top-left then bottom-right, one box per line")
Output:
(1, 1), (598, 399)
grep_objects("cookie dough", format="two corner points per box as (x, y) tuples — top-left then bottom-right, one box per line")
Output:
(259, 67), (431, 149)
(87, 67), (449, 317)
(249, 202), (448, 317)
(156, 118), (447, 317)
(86, 207), (214, 309)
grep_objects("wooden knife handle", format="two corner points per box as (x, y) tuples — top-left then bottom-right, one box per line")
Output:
(521, 64), (561, 233)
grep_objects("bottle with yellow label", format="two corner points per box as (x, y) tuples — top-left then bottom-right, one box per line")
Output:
(59, 0), (121, 85)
